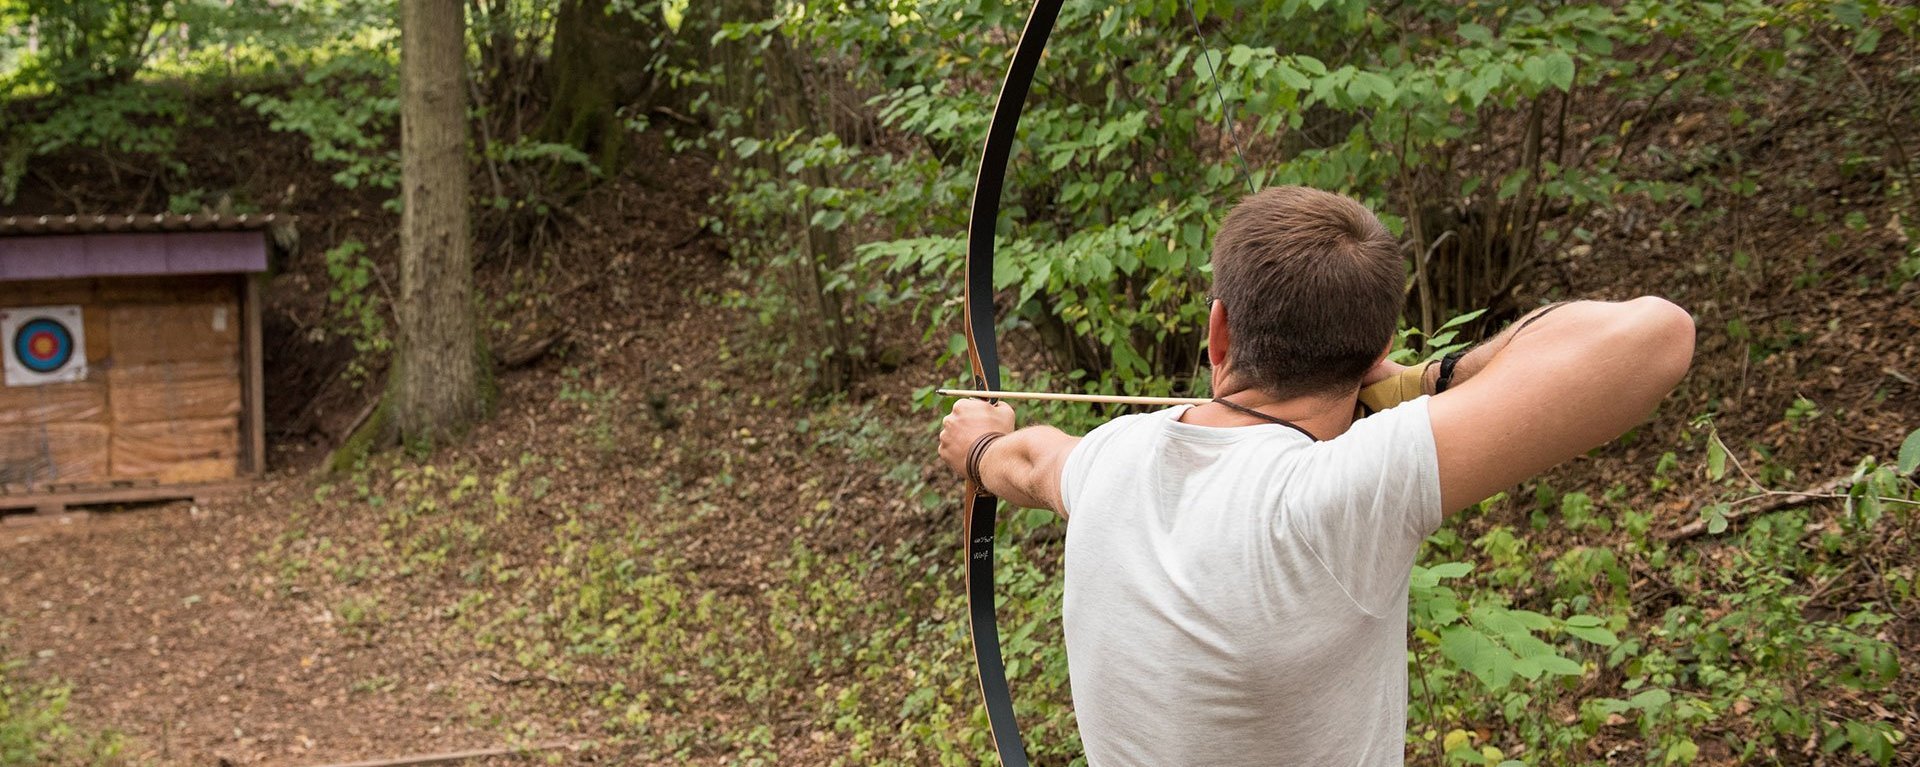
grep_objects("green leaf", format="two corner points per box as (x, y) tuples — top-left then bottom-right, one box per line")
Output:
(1897, 427), (1920, 475)
(1439, 626), (1517, 691)
(1564, 624), (1619, 646)
(1628, 688), (1672, 710)
(811, 210), (846, 230)
(1427, 561), (1473, 580)
(1273, 63), (1310, 91)
(1522, 56), (1549, 87)
(1457, 23), (1493, 45)
(1505, 609), (1553, 631)
(1706, 437), (1727, 481)
(1542, 51), (1576, 91)
(1534, 654), (1584, 676)
(1437, 308), (1487, 331)
(1355, 71), (1397, 103)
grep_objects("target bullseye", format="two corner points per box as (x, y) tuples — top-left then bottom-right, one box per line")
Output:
(2, 306), (87, 386)
(16, 319), (74, 373)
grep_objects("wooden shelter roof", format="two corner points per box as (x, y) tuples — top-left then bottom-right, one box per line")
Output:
(0, 214), (290, 282)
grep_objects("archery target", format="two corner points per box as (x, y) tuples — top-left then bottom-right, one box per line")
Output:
(3, 305), (88, 386)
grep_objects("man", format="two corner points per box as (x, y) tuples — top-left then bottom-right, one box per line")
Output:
(937, 186), (1694, 765)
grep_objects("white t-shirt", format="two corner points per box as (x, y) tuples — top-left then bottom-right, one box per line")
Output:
(1059, 398), (1442, 767)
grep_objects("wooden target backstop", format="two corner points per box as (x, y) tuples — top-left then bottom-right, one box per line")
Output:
(0, 214), (282, 513)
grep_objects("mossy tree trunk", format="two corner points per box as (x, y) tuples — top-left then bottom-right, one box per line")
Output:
(539, 0), (654, 174)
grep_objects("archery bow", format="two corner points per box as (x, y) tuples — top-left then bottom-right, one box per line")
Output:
(959, 1), (1257, 763)
(960, 1), (1064, 764)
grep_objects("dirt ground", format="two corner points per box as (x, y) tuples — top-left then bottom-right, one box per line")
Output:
(3, 501), (559, 766)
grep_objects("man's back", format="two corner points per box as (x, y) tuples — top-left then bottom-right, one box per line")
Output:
(1061, 401), (1441, 766)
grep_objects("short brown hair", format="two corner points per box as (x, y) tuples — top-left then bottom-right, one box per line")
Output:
(1209, 186), (1404, 398)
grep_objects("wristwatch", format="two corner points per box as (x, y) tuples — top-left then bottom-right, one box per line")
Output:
(1435, 351), (1466, 394)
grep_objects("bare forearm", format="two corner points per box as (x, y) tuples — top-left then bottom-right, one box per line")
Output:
(1428, 301), (1575, 393)
(978, 426), (1077, 515)
(1427, 296), (1694, 511)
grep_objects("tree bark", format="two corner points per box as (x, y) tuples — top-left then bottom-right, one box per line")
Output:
(540, 0), (653, 172)
(391, 0), (488, 446)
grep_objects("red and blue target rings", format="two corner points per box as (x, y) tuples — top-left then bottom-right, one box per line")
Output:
(12, 317), (77, 373)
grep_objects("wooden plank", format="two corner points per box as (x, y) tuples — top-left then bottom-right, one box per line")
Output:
(0, 423), (110, 486)
(96, 274), (236, 304)
(243, 275), (266, 475)
(0, 480), (248, 512)
(106, 360), (242, 424)
(81, 302), (111, 363)
(0, 380), (107, 425)
(106, 299), (241, 366)
(110, 417), (239, 483)
(0, 277), (95, 305)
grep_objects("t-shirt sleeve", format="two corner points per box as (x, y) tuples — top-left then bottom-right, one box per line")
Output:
(1059, 428), (1096, 520)
(1058, 411), (1154, 520)
(1281, 397), (1442, 615)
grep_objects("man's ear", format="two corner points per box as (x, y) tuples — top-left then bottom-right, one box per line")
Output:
(1207, 298), (1230, 369)
(1375, 338), (1394, 366)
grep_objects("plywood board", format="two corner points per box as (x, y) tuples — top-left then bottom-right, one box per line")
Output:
(97, 275), (236, 305)
(107, 360), (241, 424)
(110, 417), (239, 483)
(0, 278), (94, 306)
(107, 301), (241, 366)
(81, 304), (111, 363)
(0, 422), (109, 485)
(0, 276), (237, 306)
(0, 380), (107, 425)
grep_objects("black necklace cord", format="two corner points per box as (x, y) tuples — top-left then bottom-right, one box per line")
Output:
(1209, 396), (1319, 441)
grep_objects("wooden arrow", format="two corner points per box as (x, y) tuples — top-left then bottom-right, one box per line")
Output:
(936, 388), (1208, 406)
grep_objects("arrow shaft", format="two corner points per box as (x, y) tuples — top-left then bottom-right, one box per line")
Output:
(938, 388), (1209, 407)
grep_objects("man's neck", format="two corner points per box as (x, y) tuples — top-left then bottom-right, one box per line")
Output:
(1180, 380), (1360, 440)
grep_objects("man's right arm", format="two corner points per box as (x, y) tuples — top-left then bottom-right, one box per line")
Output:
(1428, 297), (1695, 515)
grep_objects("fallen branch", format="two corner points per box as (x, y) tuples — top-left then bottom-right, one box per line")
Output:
(306, 741), (575, 767)
(651, 105), (701, 126)
(497, 331), (566, 369)
(1664, 475), (1920, 542)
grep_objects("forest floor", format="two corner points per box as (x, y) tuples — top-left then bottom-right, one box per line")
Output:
(2, 88), (1919, 766)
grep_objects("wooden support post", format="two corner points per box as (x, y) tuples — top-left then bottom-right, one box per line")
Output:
(243, 274), (267, 475)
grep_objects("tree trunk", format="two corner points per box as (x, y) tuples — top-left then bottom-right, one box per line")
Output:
(391, 0), (488, 447)
(541, 0), (653, 173)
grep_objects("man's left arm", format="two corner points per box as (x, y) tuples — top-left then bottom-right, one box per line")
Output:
(938, 399), (1082, 517)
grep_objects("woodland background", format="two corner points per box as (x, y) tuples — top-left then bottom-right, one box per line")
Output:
(2, 0), (1919, 765)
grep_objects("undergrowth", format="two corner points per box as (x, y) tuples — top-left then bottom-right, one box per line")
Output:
(286, 383), (1920, 765)
(0, 652), (122, 767)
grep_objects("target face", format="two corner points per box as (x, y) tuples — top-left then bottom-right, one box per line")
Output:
(2, 306), (87, 386)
